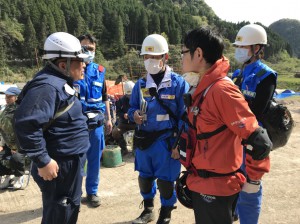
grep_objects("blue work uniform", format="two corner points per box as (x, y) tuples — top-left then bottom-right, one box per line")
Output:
(128, 65), (189, 206)
(74, 62), (106, 195)
(232, 60), (277, 224)
(14, 64), (89, 224)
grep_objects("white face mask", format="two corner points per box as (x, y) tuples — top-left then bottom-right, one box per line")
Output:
(182, 72), (200, 87)
(234, 48), (251, 63)
(144, 58), (163, 74)
(84, 51), (95, 63)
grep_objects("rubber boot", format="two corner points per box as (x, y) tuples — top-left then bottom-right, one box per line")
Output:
(132, 199), (155, 224)
(156, 206), (176, 224)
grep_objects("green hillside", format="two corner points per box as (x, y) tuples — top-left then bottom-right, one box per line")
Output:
(269, 19), (300, 58)
(0, 0), (299, 91)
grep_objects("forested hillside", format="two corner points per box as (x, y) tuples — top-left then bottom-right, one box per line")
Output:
(0, 0), (295, 82)
(269, 19), (300, 58)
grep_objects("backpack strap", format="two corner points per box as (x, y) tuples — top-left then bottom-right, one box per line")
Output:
(192, 78), (228, 138)
(196, 125), (227, 140)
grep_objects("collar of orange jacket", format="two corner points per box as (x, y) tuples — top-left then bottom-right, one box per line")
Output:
(193, 56), (230, 96)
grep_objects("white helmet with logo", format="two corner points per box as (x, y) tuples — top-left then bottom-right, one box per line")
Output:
(42, 32), (88, 60)
(233, 24), (267, 46)
(124, 81), (135, 95)
(140, 34), (169, 55)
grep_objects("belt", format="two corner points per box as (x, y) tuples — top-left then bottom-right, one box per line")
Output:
(197, 169), (242, 178)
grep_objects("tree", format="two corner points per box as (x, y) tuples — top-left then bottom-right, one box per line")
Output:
(0, 36), (5, 67)
(23, 16), (38, 66)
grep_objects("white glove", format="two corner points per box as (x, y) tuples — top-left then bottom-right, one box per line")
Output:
(242, 179), (261, 193)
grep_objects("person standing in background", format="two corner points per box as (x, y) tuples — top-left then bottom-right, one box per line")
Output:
(74, 34), (112, 208)
(232, 24), (277, 224)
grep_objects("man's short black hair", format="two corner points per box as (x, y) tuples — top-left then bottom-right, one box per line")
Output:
(183, 27), (224, 64)
(78, 34), (97, 44)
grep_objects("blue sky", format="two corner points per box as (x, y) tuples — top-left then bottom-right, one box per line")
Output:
(204, 0), (300, 26)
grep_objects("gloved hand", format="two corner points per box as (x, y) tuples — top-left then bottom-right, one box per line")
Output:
(242, 178), (261, 193)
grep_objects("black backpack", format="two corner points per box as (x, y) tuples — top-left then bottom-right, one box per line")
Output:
(260, 99), (294, 150)
(235, 69), (295, 150)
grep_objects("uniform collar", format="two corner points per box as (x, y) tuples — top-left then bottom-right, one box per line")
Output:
(145, 65), (172, 90)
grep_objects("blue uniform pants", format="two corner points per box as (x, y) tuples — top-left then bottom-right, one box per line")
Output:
(236, 150), (262, 224)
(85, 126), (105, 195)
(32, 154), (86, 224)
(135, 138), (181, 206)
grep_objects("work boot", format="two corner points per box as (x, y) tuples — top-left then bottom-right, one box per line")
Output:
(132, 199), (155, 224)
(156, 206), (176, 224)
(81, 194), (101, 207)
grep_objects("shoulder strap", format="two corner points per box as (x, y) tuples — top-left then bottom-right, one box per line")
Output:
(149, 87), (178, 122)
(192, 77), (228, 139)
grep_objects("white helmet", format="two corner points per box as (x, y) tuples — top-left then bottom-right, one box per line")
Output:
(140, 34), (169, 55)
(233, 24), (267, 46)
(42, 32), (88, 60)
(124, 81), (135, 95)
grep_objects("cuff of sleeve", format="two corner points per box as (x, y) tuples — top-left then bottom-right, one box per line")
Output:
(247, 176), (261, 185)
(32, 153), (51, 168)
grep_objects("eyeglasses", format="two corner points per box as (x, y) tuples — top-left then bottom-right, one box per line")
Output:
(181, 49), (190, 58)
(181, 49), (190, 55)
(70, 58), (84, 62)
(57, 58), (84, 63)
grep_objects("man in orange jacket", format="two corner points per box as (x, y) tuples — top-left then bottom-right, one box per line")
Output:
(179, 27), (272, 224)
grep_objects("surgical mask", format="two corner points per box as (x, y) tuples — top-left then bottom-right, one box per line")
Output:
(182, 72), (200, 87)
(144, 58), (163, 74)
(234, 48), (251, 64)
(84, 51), (95, 63)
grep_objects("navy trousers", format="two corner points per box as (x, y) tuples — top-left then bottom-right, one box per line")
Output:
(32, 154), (86, 224)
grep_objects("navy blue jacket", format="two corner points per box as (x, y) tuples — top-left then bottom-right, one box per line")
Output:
(14, 64), (90, 168)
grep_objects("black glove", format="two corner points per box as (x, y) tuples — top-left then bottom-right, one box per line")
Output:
(243, 127), (273, 160)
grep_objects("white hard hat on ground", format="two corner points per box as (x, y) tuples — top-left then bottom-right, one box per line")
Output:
(124, 81), (135, 95)
(140, 34), (169, 55)
(233, 24), (267, 46)
(42, 32), (88, 60)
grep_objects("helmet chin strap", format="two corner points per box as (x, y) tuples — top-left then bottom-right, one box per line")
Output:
(161, 54), (167, 71)
(48, 59), (72, 77)
(243, 45), (264, 65)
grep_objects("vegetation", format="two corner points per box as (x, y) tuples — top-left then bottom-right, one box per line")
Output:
(269, 19), (300, 58)
(0, 0), (299, 91)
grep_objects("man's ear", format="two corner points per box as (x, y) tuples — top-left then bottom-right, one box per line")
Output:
(164, 53), (169, 61)
(195, 47), (203, 59)
(58, 61), (66, 70)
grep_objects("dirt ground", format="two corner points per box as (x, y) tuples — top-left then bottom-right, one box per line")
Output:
(0, 98), (299, 224)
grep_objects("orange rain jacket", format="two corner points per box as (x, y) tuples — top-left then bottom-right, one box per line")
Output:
(186, 57), (270, 196)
